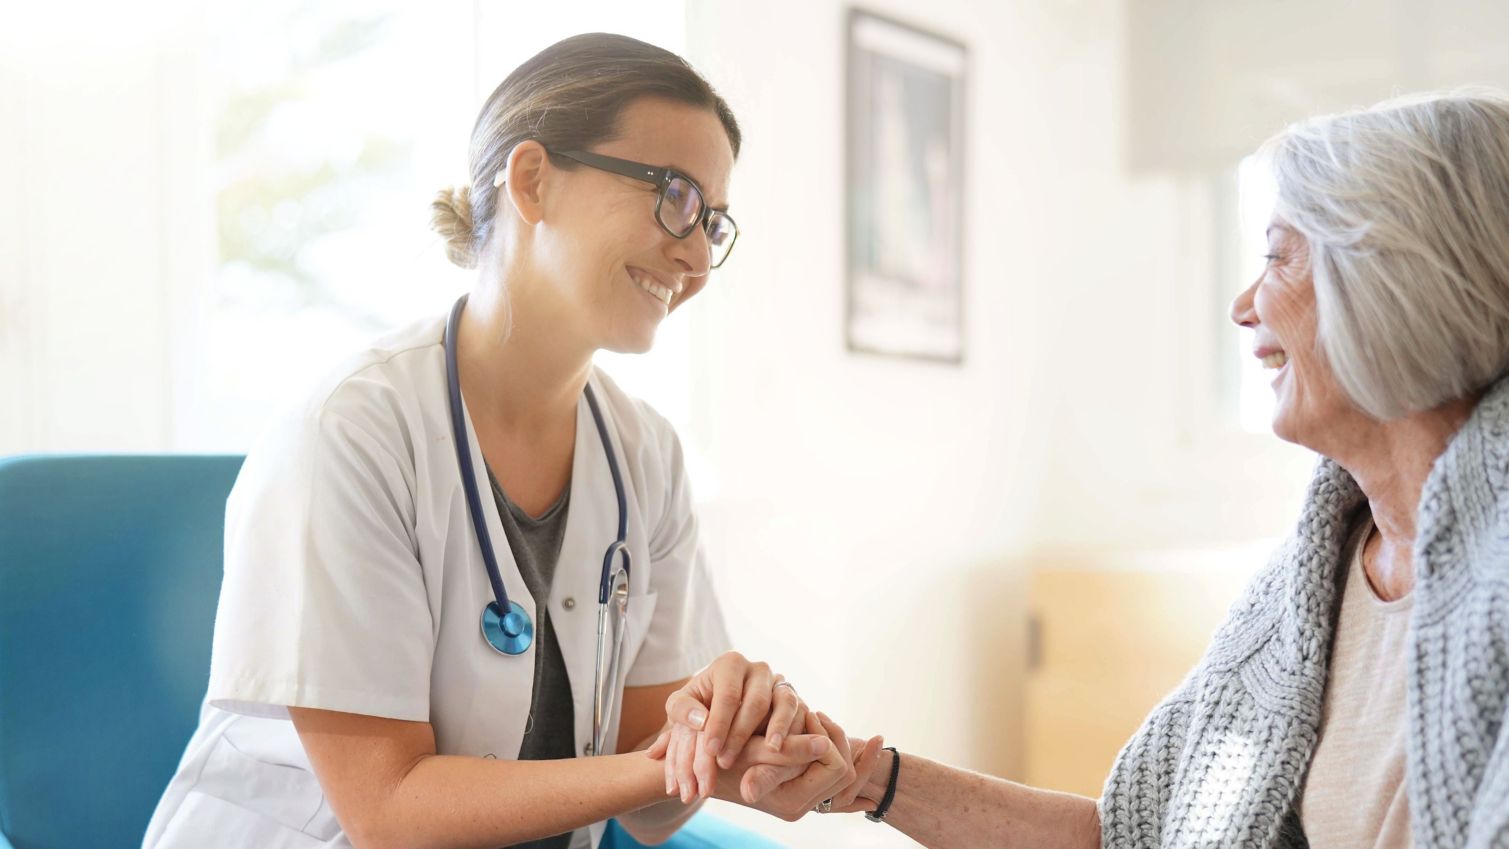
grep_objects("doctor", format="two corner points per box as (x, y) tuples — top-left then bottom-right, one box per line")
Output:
(144, 33), (859, 849)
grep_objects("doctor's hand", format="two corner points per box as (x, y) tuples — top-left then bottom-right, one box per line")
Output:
(649, 651), (808, 797)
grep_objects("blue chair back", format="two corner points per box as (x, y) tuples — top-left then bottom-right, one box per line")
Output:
(0, 454), (244, 849)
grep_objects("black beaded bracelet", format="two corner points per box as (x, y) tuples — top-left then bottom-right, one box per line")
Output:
(865, 747), (901, 822)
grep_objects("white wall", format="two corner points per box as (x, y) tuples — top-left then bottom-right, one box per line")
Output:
(680, 0), (1312, 843)
(0, 5), (207, 452)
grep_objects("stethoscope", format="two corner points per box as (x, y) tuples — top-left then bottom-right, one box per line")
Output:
(444, 294), (632, 757)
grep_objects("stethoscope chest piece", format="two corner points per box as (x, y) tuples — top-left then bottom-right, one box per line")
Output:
(481, 599), (534, 655)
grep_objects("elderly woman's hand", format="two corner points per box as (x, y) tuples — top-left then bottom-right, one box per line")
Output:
(825, 733), (886, 813)
(647, 651), (808, 798)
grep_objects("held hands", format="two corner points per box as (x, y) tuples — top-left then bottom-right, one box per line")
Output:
(661, 712), (885, 821)
(646, 651), (886, 819)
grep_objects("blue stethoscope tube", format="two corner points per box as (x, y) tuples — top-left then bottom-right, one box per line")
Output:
(444, 294), (632, 754)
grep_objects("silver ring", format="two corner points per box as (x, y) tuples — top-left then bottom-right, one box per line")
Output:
(816, 798), (833, 814)
(774, 680), (797, 694)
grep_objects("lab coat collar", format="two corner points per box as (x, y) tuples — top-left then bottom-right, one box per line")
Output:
(454, 386), (538, 744)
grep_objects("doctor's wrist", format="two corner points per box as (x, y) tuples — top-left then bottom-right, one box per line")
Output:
(618, 750), (686, 810)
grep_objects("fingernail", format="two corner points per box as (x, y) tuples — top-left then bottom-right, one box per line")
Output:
(768, 734), (783, 750)
(688, 708), (707, 729)
(718, 751), (734, 769)
(810, 737), (829, 756)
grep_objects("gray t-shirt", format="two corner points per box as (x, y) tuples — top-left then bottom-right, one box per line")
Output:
(487, 467), (576, 849)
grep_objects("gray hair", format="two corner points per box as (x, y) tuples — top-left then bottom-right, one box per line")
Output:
(1261, 89), (1509, 419)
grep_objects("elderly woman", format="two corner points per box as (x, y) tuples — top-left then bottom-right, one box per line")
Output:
(655, 91), (1509, 848)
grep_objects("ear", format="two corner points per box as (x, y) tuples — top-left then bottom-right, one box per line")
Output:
(500, 140), (550, 226)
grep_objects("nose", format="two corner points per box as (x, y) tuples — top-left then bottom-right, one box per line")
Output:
(1230, 278), (1259, 328)
(664, 222), (712, 278)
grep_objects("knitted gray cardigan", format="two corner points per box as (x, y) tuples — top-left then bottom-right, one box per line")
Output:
(1100, 382), (1509, 849)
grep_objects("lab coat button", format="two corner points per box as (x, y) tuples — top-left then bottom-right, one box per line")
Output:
(563, 597), (576, 610)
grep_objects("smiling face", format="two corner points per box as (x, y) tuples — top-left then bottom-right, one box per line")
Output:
(525, 96), (736, 355)
(1230, 218), (1365, 448)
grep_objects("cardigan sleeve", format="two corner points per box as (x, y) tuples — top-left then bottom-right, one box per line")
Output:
(1465, 697), (1509, 849)
(1099, 683), (1198, 849)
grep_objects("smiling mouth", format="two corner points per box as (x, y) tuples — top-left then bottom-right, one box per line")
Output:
(629, 268), (674, 306)
(1261, 351), (1289, 370)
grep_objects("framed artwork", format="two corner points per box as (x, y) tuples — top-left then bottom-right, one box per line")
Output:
(845, 8), (967, 363)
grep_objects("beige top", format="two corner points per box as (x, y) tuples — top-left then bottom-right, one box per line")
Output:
(1299, 513), (1414, 848)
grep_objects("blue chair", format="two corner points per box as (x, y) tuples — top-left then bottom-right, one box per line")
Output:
(0, 454), (783, 849)
(603, 813), (786, 848)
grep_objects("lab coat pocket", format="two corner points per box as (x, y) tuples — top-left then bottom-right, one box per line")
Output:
(154, 791), (333, 849)
(184, 716), (342, 841)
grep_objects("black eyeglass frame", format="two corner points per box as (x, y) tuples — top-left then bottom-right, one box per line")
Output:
(550, 148), (738, 268)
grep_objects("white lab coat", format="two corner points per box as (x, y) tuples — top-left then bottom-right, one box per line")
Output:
(143, 314), (730, 849)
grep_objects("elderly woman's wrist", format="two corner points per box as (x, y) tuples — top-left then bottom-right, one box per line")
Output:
(863, 748), (895, 802)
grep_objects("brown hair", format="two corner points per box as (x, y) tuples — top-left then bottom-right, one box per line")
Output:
(430, 33), (742, 269)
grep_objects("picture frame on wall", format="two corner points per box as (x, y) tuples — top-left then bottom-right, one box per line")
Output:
(845, 8), (967, 363)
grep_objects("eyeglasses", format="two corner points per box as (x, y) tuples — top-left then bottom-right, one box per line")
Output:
(549, 148), (739, 269)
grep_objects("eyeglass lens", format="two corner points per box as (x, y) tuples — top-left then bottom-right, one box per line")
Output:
(658, 175), (735, 267)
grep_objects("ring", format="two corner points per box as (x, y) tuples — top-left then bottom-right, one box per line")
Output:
(774, 680), (797, 694)
(816, 798), (833, 814)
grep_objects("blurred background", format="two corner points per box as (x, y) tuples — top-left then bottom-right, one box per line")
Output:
(6, 0), (1507, 845)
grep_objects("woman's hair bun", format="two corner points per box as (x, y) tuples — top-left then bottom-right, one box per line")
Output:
(430, 185), (477, 269)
